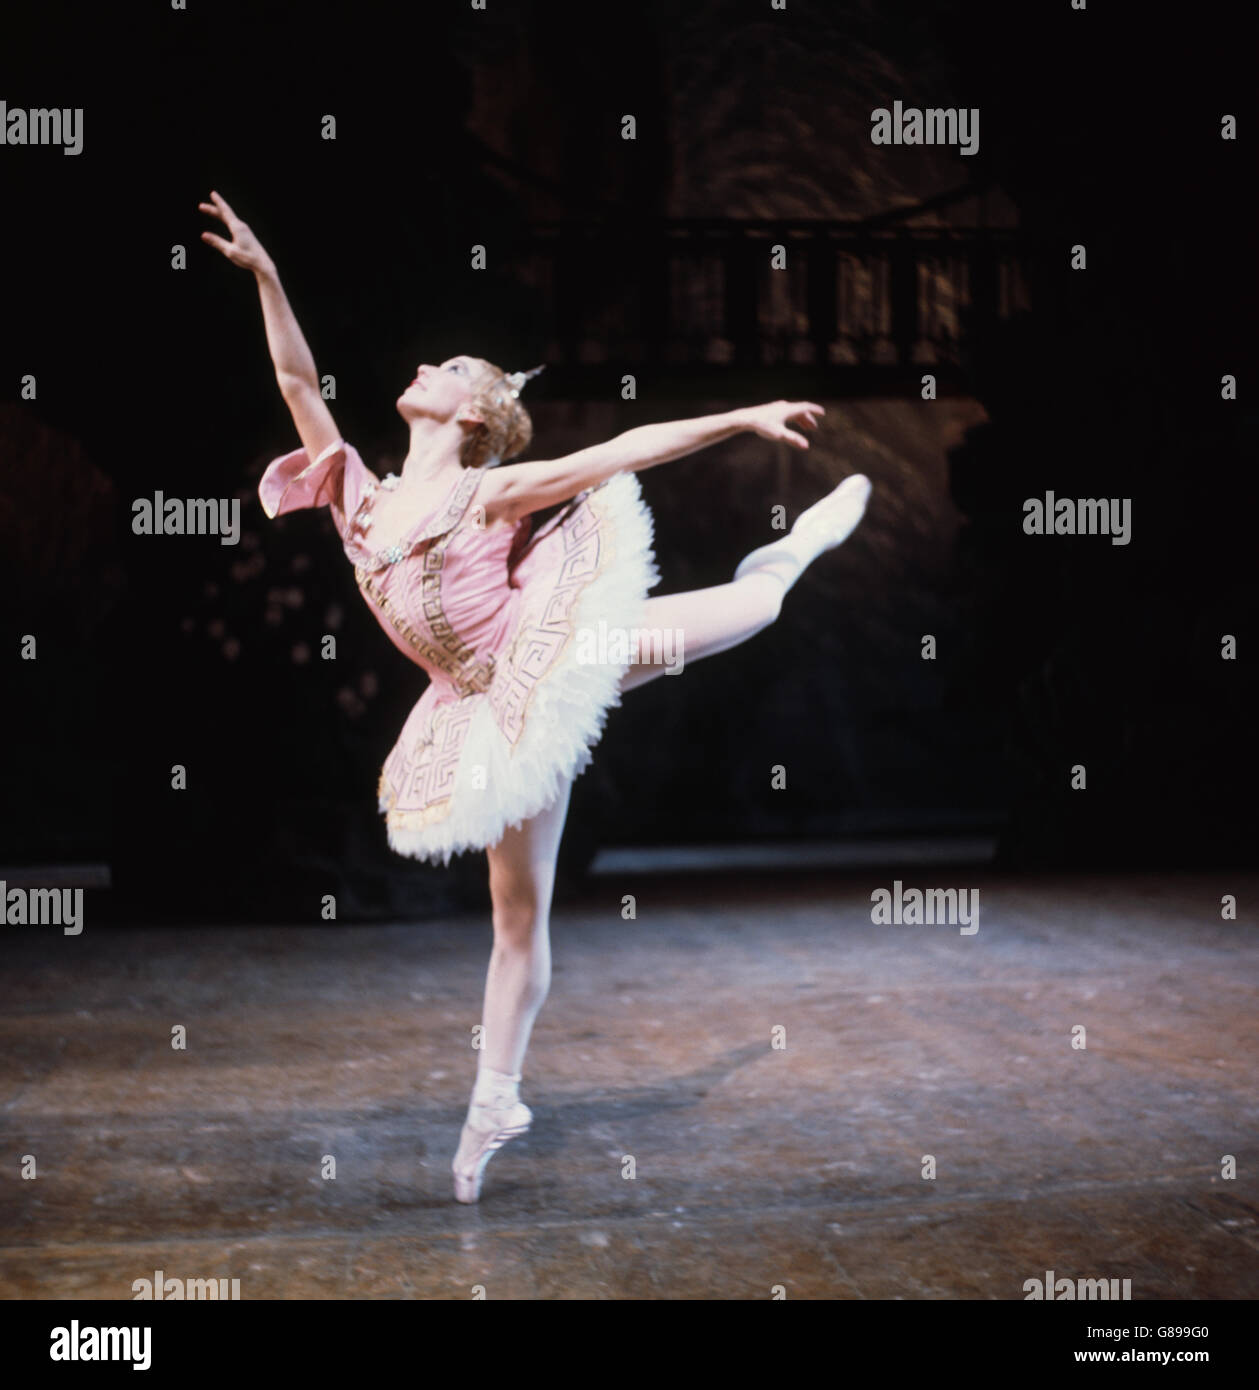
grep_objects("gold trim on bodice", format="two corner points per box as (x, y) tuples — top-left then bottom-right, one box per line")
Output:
(351, 467), (496, 700)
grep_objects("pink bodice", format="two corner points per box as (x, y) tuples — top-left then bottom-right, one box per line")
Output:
(260, 439), (555, 699)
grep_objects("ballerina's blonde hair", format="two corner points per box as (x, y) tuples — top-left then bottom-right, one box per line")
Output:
(458, 360), (546, 469)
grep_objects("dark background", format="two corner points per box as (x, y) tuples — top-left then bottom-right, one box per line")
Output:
(1, 0), (1255, 922)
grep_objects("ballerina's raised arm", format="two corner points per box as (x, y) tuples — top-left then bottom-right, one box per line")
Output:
(199, 190), (342, 468)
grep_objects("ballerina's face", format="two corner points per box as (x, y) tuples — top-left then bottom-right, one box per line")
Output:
(396, 355), (487, 425)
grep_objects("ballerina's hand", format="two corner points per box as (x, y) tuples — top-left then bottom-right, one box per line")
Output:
(740, 400), (825, 449)
(198, 191), (275, 275)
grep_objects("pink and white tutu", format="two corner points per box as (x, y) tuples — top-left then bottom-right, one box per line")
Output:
(259, 439), (660, 864)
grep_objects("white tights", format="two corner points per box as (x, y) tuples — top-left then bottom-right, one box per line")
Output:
(470, 569), (787, 1105)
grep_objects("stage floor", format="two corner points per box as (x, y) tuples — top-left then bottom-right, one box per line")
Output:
(2, 870), (1256, 1299)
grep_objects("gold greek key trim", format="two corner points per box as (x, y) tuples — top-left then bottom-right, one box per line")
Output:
(500, 483), (618, 750)
(378, 772), (454, 829)
(355, 520), (497, 699)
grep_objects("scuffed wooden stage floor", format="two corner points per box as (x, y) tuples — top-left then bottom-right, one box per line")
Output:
(2, 870), (1256, 1299)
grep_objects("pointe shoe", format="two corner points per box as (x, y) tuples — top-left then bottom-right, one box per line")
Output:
(452, 1098), (533, 1204)
(734, 473), (872, 585)
(792, 472), (872, 540)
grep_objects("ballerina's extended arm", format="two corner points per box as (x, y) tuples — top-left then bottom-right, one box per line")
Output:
(478, 399), (825, 526)
(199, 190), (341, 466)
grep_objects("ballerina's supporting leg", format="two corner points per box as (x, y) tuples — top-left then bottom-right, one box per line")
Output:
(452, 775), (574, 1203)
(620, 472), (872, 693)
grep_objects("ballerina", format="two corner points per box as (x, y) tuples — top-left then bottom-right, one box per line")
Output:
(201, 191), (872, 1203)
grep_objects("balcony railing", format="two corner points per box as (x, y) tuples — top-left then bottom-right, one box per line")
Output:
(510, 220), (1031, 397)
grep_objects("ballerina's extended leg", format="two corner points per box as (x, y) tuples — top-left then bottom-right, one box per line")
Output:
(620, 473), (871, 692)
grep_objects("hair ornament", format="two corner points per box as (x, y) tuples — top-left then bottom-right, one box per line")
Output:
(504, 364), (546, 399)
